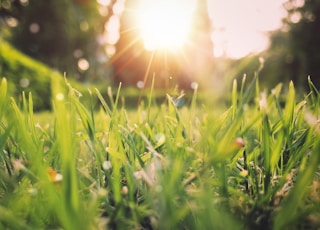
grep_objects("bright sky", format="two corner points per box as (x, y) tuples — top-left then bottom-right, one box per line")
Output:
(208, 0), (287, 58)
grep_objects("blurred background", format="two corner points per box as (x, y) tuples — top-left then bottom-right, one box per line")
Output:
(0, 0), (319, 109)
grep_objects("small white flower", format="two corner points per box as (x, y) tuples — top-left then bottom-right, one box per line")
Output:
(259, 91), (268, 112)
(305, 111), (320, 134)
(102, 161), (112, 171)
(12, 159), (26, 173)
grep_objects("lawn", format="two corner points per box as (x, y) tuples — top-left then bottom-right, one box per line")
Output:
(0, 75), (319, 229)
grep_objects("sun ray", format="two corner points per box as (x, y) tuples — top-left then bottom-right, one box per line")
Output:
(109, 0), (213, 90)
(108, 37), (140, 65)
(142, 51), (155, 86)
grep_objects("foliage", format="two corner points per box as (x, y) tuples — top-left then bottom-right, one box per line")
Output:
(0, 40), (99, 111)
(0, 74), (319, 229)
(0, 39), (61, 110)
(263, 0), (320, 89)
(222, 0), (320, 91)
(1, 0), (111, 80)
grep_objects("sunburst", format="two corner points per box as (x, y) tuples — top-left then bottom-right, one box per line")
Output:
(109, 0), (213, 89)
(137, 0), (195, 51)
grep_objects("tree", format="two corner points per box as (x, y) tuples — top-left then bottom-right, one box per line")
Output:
(265, 0), (320, 88)
(1, 0), (113, 81)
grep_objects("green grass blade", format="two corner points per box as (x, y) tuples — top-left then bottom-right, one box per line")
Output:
(0, 78), (8, 119)
(232, 79), (238, 119)
(274, 135), (320, 230)
(51, 77), (82, 229)
(95, 88), (112, 116)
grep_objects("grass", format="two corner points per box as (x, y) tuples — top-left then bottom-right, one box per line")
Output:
(0, 39), (61, 110)
(0, 39), (107, 111)
(0, 74), (319, 229)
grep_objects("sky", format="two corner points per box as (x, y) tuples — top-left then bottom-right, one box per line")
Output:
(207, 0), (287, 58)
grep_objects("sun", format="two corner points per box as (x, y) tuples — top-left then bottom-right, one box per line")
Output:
(137, 0), (195, 51)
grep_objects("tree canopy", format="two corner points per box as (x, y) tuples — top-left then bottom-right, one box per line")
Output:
(264, 0), (320, 88)
(1, 0), (111, 80)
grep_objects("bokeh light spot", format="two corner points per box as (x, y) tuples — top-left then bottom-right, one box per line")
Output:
(97, 0), (111, 6)
(105, 45), (116, 57)
(80, 21), (89, 31)
(73, 49), (84, 58)
(136, 81), (145, 89)
(56, 93), (65, 101)
(191, 82), (199, 90)
(20, 0), (29, 6)
(290, 11), (302, 23)
(6, 17), (18, 27)
(78, 58), (90, 71)
(19, 78), (30, 88)
(29, 23), (40, 33)
(112, 0), (125, 15)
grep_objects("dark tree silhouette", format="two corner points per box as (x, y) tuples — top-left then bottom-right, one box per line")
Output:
(265, 0), (320, 88)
